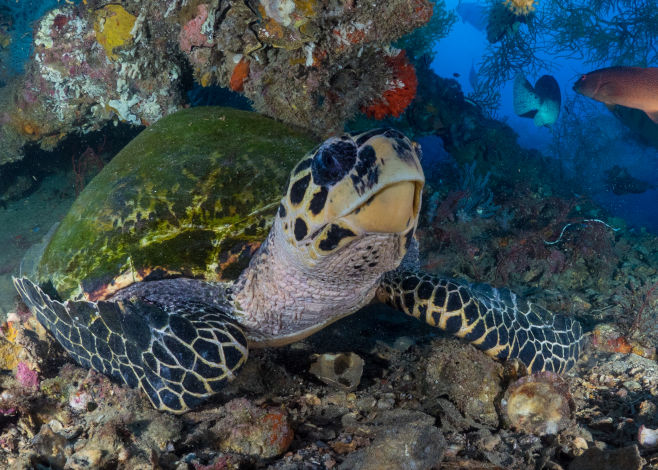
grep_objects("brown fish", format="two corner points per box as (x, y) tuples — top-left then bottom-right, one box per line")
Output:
(573, 66), (658, 123)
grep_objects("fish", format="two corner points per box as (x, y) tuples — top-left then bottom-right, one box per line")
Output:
(469, 59), (479, 89)
(453, 72), (460, 78)
(573, 66), (658, 124)
(457, 2), (487, 32)
(513, 73), (561, 127)
(464, 98), (483, 111)
(604, 165), (656, 195)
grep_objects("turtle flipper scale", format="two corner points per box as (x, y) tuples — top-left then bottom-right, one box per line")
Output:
(13, 277), (248, 413)
(377, 270), (583, 374)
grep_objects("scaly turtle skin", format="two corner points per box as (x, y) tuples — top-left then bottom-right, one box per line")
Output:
(377, 270), (582, 373)
(14, 107), (582, 413)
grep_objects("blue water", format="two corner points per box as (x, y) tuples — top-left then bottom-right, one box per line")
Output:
(433, 0), (658, 233)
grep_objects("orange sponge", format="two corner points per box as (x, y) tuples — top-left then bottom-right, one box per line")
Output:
(230, 59), (250, 92)
(362, 51), (417, 120)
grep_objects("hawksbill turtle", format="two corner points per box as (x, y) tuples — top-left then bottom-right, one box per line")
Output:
(14, 107), (583, 413)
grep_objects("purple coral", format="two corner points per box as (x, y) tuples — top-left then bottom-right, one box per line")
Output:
(16, 362), (39, 388)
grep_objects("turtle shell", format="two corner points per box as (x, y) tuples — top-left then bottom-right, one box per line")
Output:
(33, 107), (318, 302)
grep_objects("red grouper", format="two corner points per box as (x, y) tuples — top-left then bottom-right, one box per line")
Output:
(573, 66), (658, 123)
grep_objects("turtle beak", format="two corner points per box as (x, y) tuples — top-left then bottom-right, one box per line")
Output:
(342, 180), (422, 234)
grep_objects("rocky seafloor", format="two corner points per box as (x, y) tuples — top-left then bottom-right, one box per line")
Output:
(0, 293), (657, 470)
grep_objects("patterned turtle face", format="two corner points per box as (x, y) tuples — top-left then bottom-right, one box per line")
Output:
(279, 128), (425, 267)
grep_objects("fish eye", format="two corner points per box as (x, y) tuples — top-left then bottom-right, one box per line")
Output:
(581, 74), (586, 80)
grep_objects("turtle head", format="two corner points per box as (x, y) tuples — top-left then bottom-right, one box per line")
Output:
(280, 128), (424, 269)
(234, 128), (424, 347)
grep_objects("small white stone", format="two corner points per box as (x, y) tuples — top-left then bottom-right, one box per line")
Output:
(639, 425), (658, 448)
(48, 419), (63, 434)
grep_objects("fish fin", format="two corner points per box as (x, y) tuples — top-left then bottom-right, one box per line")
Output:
(532, 75), (561, 127)
(605, 103), (617, 113)
(645, 110), (658, 124)
(534, 100), (561, 127)
(599, 82), (622, 97)
(513, 73), (540, 118)
(469, 59), (479, 88)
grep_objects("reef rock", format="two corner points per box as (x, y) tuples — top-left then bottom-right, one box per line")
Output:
(568, 445), (643, 470)
(211, 398), (294, 458)
(422, 338), (502, 426)
(338, 422), (446, 470)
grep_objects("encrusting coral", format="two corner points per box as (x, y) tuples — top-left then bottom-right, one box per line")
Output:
(0, 0), (438, 164)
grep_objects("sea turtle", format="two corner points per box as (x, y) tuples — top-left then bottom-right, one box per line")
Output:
(14, 107), (583, 413)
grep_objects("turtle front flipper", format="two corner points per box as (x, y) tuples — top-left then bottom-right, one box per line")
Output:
(13, 277), (248, 413)
(377, 270), (583, 374)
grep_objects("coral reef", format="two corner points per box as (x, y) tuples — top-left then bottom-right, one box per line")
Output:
(0, 0), (441, 164)
(0, 0), (83, 76)
(485, 1), (530, 44)
(393, 0), (456, 63)
(211, 398), (294, 458)
(478, 0), (658, 94)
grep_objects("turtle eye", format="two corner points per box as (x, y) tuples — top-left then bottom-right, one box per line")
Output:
(321, 152), (340, 175)
(312, 138), (357, 186)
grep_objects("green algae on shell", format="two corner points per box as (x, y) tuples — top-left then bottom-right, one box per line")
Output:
(33, 106), (318, 302)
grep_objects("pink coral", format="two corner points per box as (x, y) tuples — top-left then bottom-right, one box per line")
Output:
(179, 5), (213, 52)
(16, 362), (39, 389)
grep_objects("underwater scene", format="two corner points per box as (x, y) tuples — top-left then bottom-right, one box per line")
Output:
(0, 0), (657, 468)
